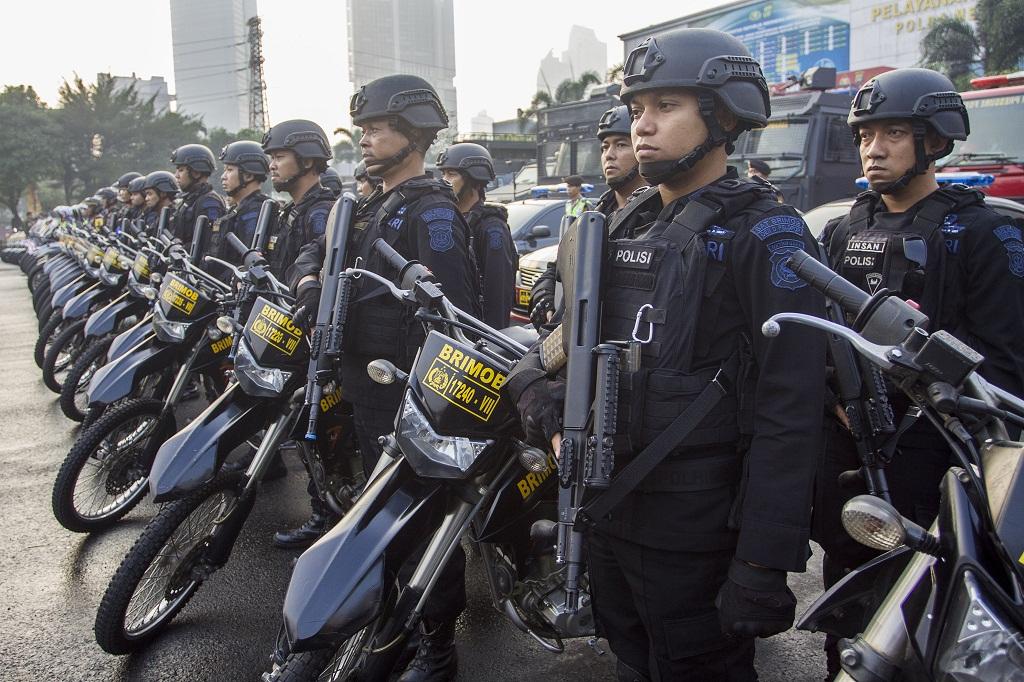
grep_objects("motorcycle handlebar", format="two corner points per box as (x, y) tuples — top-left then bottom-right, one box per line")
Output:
(786, 249), (869, 317)
(226, 232), (248, 258)
(372, 238), (408, 273)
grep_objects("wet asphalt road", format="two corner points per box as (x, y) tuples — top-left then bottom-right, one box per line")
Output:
(0, 262), (827, 681)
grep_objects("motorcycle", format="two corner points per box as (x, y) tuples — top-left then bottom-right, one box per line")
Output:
(266, 239), (593, 681)
(766, 251), (1024, 681)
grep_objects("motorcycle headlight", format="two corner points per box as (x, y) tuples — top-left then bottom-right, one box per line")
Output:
(397, 392), (492, 479)
(99, 269), (121, 286)
(935, 570), (1024, 681)
(152, 306), (190, 342)
(234, 338), (291, 397)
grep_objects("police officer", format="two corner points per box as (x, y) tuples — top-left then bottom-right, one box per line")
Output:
(288, 74), (478, 682)
(437, 142), (517, 329)
(562, 174), (590, 219)
(130, 176), (157, 231)
(506, 28), (825, 680)
(82, 195), (105, 230)
(815, 67), (1024, 676)
(213, 140), (276, 272)
(529, 105), (647, 328)
(142, 170), (179, 219)
(114, 172), (143, 223)
(353, 160), (380, 198)
(261, 119), (336, 280)
(169, 143), (226, 246)
(320, 167), (344, 198)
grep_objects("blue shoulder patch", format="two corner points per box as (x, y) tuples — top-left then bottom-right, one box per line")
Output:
(422, 206), (456, 252)
(994, 224), (1024, 278)
(308, 207), (329, 236)
(751, 214), (805, 241)
(767, 238), (808, 290)
(486, 225), (506, 250)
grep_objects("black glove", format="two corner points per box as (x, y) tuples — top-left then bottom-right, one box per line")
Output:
(516, 377), (565, 450)
(529, 294), (554, 331)
(292, 279), (322, 328)
(715, 559), (797, 638)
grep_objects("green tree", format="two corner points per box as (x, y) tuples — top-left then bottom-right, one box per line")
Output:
(553, 70), (602, 104)
(920, 1), (1024, 86)
(0, 85), (56, 227)
(920, 17), (980, 89)
(332, 127), (362, 163)
(516, 90), (554, 132)
(205, 126), (263, 157)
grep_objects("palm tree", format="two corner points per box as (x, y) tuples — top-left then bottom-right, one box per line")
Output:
(333, 127), (362, 163)
(554, 71), (603, 104)
(516, 91), (554, 132)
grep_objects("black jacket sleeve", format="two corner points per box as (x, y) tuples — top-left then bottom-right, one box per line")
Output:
(730, 208), (827, 572)
(286, 235), (326, 293)
(403, 201), (480, 316)
(479, 216), (517, 329)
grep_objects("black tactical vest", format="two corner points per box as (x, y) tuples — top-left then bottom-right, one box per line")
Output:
(268, 185), (336, 278)
(829, 185), (985, 323)
(170, 183), (221, 244)
(599, 178), (774, 453)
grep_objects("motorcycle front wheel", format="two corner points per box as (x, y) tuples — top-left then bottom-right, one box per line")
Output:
(93, 472), (243, 654)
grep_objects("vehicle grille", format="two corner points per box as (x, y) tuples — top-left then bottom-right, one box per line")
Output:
(519, 266), (545, 289)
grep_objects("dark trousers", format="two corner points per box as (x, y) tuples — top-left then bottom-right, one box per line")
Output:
(587, 529), (756, 681)
(352, 401), (467, 625)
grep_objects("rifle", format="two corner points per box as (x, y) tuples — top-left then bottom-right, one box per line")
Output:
(812, 242), (896, 501)
(551, 210), (615, 613)
(303, 193), (357, 440)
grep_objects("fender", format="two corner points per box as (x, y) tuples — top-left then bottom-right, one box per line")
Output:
(87, 334), (177, 407)
(107, 313), (154, 362)
(284, 458), (445, 652)
(149, 383), (278, 501)
(51, 277), (94, 310)
(47, 261), (82, 288)
(83, 293), (146, 339)
(44, 254), (77, 276)
(796, 545), (913, 639)
(63, 284), (116, 320)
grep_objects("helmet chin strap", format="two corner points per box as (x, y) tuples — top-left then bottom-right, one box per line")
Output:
(365, 142), (417, 177)
(868, 121), (952, 195)
(638, 93), (733, 186)
(607, 164), (640, 189)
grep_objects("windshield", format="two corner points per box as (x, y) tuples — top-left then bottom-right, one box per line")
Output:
(938, 93), (1024, 167)
(506, 203), (556, 239)
(729, 119), (810, 180)
(541, 141), (572, 179)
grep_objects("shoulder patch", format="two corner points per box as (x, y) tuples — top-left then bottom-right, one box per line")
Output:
(767, 238), (808, 290)
(422, 206), (456, 252)
(307, 207), (329, 236)
(486, 225), (506, 250)
(750, 214), (805, 241)
(994, 224), (1024, 278)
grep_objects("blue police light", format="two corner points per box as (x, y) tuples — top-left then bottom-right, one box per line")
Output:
(530, 182), (595, 198)
(855, 172), (995, 189)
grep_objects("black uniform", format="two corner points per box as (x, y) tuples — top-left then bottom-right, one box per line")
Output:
(510, 173), (826, 679)
(465, 201), (516, 329)
(270, 184), (334, 278)
(288, 174), (478, 624)
(208, 190), (274, 279)
(815, 185), (1024, 575)
(142, 208), (160, 233)
(169, 181), (225, 245)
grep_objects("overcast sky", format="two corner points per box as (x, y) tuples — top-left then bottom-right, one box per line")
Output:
(0, 1), (725, 143)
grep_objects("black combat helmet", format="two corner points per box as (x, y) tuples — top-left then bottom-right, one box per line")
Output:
(848, 67), (969, 193)
(127, 176), (147, 194)
(170, 143), (217, 175)
(260, 119), (332, 160)
(597, 105), (641, 189)
(619, 27), (770, 184)
(350, 74), (448, 174)
(597, 105), (632, 140)
(320, 167), (344, 196)
(436, 143), (495, 183)
(142, 170), (180, 195)
(219, 140), (270, 179)
(115, 171), (143, 189)
(96, 187), (118, 203)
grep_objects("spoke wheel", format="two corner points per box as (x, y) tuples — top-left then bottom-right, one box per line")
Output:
(42, 318), (87, 393)
(94, 473), (243, 654)
(59, 338), (110, 422)
(52, 398), (173, 532)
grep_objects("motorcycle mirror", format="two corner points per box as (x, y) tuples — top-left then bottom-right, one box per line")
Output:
(841, 495), (907, 551)
(367, 359), (407, 385)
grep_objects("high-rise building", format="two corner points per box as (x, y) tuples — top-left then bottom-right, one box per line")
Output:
(536, 25), (608, 95)
(109, 74), (173, 114)
(346, 0), (458, 136)
(170, 0), (258, 132)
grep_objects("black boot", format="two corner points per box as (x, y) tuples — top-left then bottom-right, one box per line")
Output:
(272, 508), (336, 549)
(397, 620), (458, 682)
